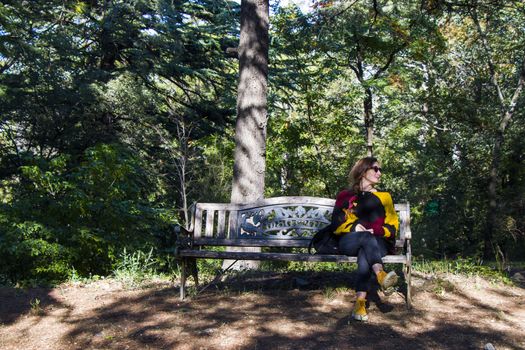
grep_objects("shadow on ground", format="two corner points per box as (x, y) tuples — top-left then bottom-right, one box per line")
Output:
(0, 286), (69, 325)
(53, 271), (522, 350)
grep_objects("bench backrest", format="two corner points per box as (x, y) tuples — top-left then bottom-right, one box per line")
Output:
(190, 196), (411, 249)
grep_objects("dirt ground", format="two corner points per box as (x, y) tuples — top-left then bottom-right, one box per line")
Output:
(1, 270), (524, 350)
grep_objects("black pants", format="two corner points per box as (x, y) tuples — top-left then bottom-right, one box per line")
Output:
(338, 231), (388, 292)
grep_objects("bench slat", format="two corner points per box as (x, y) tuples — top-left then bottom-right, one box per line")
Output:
(198, 200), (409, 212)
(217, 211), (226, 237)
(179, 249), (407, 264)
(194, 207), (203, 237)
(228, 210), (238, 239)
(398, 203), (410, 241)
(205, 210), (215, 237)
(196, 197), (336, 211)
(193, 237), (406, 248)
(194, 238), (309, 247)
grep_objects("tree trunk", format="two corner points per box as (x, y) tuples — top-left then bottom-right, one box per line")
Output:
(484, 102), (523, 258)
(482, 56), (525, 259)
(363, 87), (374, 157)
(484, 131), (503, 259)
(177, 121), (191, 229)
(354, 47), (375, 157)
(225, 0), (269, 270)
(472, 9), (525, 259)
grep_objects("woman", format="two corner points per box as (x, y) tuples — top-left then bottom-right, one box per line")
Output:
(329, 156), (399, 321)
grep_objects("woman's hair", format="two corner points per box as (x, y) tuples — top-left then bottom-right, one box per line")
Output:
(348, 156), (378, 193)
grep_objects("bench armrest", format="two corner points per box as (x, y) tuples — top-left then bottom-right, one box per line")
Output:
(405, 236), (412, 266)
(173, 224), (194, 255)
(404, 227), (412, 240)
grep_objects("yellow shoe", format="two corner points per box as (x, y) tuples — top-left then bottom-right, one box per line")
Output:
(352, 298), (368, 322)
(377, 270), (398, 290)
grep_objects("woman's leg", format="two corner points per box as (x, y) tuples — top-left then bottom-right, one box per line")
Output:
(353, 234), (395, 290)
(371, 236), (389, 274)
(355, 247), (372, 293)
(339, 231), (384, 273)
(339, 232), (376, 321)
(339, 232), (383, 262)
(371, 236), (398, 289)
(339, 232), (397, 321)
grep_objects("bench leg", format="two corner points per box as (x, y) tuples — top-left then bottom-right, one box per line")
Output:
(189, 258), (199, 288)
(405, 263), (412, 309)
(180, 258), (187, 300)
(180, 258), (199, 300)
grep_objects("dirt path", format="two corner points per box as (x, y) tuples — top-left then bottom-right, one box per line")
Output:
(0, 271), (524, 350)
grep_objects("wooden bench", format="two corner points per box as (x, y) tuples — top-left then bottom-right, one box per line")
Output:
(175, 196), (412, 308)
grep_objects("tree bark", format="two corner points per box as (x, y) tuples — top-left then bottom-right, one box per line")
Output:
(484, 68), (524, 258)
(364, 87), (374, 157)
(225, 0), (269, 270)
(352, 43), (376, 157)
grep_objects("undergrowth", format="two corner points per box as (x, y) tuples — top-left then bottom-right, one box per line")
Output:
(263, 261), (358, 273)
(412, 257), (514, 284)
(193, 257), (518, 288)
(3, 254), (520, 289)
(112, 248), (161, 288)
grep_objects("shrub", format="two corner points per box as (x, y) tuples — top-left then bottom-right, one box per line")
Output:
(0, 144), (174, 284)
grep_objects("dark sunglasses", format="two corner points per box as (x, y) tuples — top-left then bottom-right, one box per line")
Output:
(369, 166), (382, 173)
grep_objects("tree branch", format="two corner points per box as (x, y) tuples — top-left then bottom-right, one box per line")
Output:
(499, 52), (525, 133)
(373, 43), (407, 79)
(0, 57), (15, 74)
(372, 0), (380, 23)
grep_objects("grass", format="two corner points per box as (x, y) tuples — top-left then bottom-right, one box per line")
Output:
(29, 297), (44, 316)
(263, 260), (358, 273)
(192, 256), (518, 289)
(12, 252), (517, 291)
(112, 248), (163, 288)
(322, 286), (350, 300)
(412, 257), (514, 284)
(431, 277), (456, 295)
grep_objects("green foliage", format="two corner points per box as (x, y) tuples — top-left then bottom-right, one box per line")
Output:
(192, 133), (235, 203)
(0, 0), (241, 285)
(113, 248), (159, 288)
(0, 144), (172, 283)
(431, 277), (457, 296)
(197, 258), (225, 279)
(261, 260), (357, 273)
(1, 0), (524, 285)
(29, 298), (44, 316)
(413, 257), (513, 285)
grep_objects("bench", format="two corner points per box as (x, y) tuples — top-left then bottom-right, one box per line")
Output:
(175, 196), (412, 308)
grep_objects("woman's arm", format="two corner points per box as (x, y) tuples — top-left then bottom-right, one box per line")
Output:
(331, 190), (359, 234)
(376, 192), (399, 238)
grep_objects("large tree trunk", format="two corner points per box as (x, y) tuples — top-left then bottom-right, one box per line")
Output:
(225, 0), (269, 270)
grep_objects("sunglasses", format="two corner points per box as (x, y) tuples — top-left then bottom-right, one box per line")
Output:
(369, 166), (382, 173)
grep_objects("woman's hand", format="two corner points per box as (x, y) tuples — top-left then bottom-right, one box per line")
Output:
(355, 224), (374, 234)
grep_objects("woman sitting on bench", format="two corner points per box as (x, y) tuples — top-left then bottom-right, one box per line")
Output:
(330, 156), (399, 321)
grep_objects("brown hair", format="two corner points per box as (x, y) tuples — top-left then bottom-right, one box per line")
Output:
(348, 156), (378, 193)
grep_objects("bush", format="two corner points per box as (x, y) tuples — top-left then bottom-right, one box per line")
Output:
(113, 248), (159, 288)
(0, 144), (174, 285)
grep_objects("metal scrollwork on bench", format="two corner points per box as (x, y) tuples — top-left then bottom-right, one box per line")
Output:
(237, 205), (332, 238)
